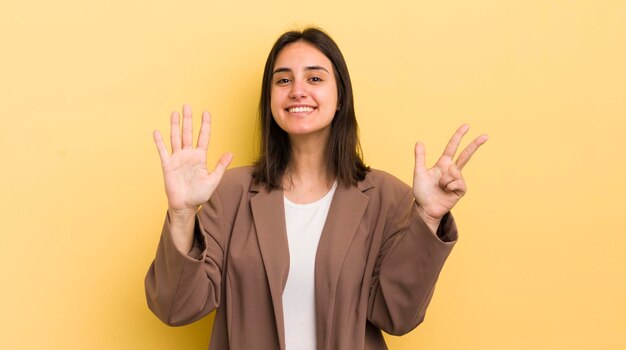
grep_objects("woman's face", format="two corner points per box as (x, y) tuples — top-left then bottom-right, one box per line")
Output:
(270, 41), (339, 139)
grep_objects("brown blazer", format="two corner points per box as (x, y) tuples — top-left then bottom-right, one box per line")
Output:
(145, 166), (457, 350)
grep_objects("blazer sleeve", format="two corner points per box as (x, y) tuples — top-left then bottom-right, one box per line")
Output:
(367, 189), (458, 336)
(144, 190), (228, 326)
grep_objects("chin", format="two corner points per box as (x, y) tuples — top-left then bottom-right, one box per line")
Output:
(287, 126), (331, 138)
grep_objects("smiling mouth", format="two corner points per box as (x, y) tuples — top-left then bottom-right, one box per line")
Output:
(287, 106), (316, 113)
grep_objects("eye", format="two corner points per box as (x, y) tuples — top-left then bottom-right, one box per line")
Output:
(275, 78), (291, 85)
(309, 76), (323, 82)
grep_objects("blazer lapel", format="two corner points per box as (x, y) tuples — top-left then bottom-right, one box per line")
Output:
(250, 183), (290, 350)
(314, 178), (373, 348)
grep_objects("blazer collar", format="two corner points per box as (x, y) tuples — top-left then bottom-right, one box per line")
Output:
(249, 177), (374, 350)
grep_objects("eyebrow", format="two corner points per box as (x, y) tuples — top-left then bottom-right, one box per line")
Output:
(272, 66), (330, 75)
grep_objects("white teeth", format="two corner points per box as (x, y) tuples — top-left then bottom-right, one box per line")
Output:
(288, 106), (314, 113)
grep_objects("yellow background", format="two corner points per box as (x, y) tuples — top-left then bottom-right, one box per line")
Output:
(2, 0), (625, 349)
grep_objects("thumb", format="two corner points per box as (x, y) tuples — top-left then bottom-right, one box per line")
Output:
(414, 142), (427, 175)
(211, 152), (234, 179)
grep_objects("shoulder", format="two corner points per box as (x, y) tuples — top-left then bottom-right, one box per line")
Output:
(214, 165), (254, 198)
(222, 165), (254, 184)
(356, 168), (414, 211)
(362, 168), (411, 195)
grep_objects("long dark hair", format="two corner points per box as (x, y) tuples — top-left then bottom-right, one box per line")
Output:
(252, 27), (369, 189)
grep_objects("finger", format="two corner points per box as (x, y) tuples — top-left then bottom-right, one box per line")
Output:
(197, 111), (211, 151)
(182, 104), (193, 149)
(440, 124), (470, 161)
(211, 152), (234, 180)
(153, 130), (170, 163)
(438, 163), (463, 188)
(444, 179), (467, 196)
(170, 111), (181, 152)
(439, 172), (455, 189)
(456, 133), (489, 170)
(414, 142), (427, 174)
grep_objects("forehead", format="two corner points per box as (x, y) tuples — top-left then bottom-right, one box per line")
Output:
(273, 41), (333, 70)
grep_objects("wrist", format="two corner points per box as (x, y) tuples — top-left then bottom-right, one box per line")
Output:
(416, 206), (442, 233)
(167, 207), (198, 255)
(168, 207), (198, 222)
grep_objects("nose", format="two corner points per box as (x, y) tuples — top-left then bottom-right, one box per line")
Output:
(288, 80), (307, 100)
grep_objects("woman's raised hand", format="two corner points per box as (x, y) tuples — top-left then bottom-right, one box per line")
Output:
(412, 124), (488, 231)
(153, 104), (233, 215)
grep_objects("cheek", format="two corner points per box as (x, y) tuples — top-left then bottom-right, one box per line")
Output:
(325, 83), (339, 107)
(270, 91), (281, 114)
(321, 88), (339, 110)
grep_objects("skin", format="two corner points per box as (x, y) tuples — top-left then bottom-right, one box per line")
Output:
(270, 42), (338, 141)
(270, 42), (340, 204)
(153, 44), (488, 253)
(153, 105), (233, 253)
(413, 125), (489, 231)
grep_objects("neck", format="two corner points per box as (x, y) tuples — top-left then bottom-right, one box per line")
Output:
(284, 131), (333, 191)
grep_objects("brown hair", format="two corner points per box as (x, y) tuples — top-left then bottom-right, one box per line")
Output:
(252, 27), (369, 189)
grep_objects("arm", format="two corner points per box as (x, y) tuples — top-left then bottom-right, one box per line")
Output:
(368, 124), (486, 335)
(144, 104), (233, 326)
(144, 192), (227, 326)
(367, 191), (457, 335)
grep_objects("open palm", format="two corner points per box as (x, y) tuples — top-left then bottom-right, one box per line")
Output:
(153, 104), (233, 212)
(413, 124), (488, 223)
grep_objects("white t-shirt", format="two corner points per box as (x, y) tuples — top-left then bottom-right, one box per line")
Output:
(282, 182), (338, 350)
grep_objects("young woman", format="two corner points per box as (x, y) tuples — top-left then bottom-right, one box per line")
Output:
(145, 28), (487, 350)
